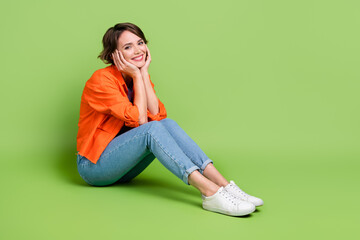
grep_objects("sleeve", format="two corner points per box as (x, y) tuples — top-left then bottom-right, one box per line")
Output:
(84, 74), (140, 127)
(147, 75), (167, 121)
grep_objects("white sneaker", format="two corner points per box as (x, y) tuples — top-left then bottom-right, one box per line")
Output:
(201, 186), (255, 216)
(224, 180), (264, 207)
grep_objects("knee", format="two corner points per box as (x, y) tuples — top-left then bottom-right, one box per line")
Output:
(147, 120), (166, 134)
(160, 117), (177, 126)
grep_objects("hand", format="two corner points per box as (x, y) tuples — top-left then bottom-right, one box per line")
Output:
(112, 49), (140, 78)
(140, 45), (151, 74)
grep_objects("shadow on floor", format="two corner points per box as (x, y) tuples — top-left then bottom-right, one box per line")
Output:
(55, 147), (201, 207)
(122, 177), (201, 208)
(56, 149), (85, 186)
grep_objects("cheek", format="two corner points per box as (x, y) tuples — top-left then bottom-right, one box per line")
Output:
(141, 46), (147, 52)
(120, 51), (131, 61)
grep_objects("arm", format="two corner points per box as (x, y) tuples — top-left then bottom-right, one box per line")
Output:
(140, 70), (167, 121)
(139, 45), (167, 121)
(141, 69), (159, 116)
(133, 72), (148, 125)
(84, 74), (141, 127)
(112, 49), (148, 125)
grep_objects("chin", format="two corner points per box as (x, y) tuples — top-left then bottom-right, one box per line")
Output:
(133, 61), (145, 69)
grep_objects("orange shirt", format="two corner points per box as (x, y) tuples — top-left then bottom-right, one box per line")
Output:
(76, 64), (167, 164)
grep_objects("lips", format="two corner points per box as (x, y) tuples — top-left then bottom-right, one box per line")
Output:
(132, 54), (144, 61)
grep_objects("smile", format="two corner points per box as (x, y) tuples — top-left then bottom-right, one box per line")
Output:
(132, 54), (144, 61)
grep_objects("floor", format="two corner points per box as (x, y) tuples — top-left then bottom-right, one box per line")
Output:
(0, 149), (358, 240)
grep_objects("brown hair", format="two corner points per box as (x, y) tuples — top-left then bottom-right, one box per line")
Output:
(98, 22), (148, 65)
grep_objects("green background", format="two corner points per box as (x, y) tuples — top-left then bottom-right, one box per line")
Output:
(1, 0), (359, 239)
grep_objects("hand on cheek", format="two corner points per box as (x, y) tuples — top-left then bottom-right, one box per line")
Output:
(111, 49), (140, 78)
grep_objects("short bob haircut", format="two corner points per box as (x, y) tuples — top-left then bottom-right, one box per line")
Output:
(98, 22), (148, 65)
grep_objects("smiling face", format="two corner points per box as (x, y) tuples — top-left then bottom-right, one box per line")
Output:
(117, 30), (147, 68)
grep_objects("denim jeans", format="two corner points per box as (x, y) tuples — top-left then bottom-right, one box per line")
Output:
(76, 118), (213, 186)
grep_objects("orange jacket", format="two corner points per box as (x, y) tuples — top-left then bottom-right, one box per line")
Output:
(76, 64), (167, 164)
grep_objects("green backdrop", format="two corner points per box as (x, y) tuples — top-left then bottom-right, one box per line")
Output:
(1, 0), (359, 239)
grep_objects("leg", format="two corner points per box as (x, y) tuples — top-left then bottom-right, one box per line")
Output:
(160, 118), (229, 186)
(77, 121), (202, 186)
(159, 118), (229, 195)
(116, 152), (156, 183)
(188, 170), (222, 197)
(202, 163), (229, 187)
(159, 118), (213, 174)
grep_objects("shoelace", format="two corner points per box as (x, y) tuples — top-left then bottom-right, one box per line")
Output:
(230, 183), (250, 200)
(219, 189), (240, 206)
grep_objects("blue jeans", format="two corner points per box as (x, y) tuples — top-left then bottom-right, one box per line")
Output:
(76, 118), (213, 186)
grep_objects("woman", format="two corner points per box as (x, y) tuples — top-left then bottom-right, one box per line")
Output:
(76, 22), (263, 217)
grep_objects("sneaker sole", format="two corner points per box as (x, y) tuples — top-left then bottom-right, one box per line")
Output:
(202, 205), (255, 216)
(252, 201), (264, 207)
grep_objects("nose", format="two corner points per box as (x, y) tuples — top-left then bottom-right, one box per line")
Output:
(134, 45), (142, 55)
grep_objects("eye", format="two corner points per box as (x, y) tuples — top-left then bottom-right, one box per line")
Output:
(138, 41), (144, 45)
(125, 46), (130, 50)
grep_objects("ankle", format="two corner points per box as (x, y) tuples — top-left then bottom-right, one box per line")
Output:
(203, 186), (221, 197)
(218, 180), (230, 187)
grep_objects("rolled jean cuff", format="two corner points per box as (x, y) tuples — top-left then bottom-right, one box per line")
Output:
(183, 166), (201, 185)
(199, 159), (213, 175)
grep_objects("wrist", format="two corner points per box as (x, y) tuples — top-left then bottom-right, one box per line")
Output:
(140, 68), (148, 75)
(132, 69), (142, 78)
(132, 71), (143, 81)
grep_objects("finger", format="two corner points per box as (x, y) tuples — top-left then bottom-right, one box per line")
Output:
(111, 53), (119, 69)
(116, 50), (125, 67)
(117, 49), (138, 70)
(112, 53), (119, 69)
(118, 50), (128, 64)
(112, 52), (123, 71)
(146, 45), (151, 61)
(116, 49), (122, 61)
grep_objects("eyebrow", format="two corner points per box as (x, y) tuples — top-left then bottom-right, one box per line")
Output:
(123, 39), (143, 47)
